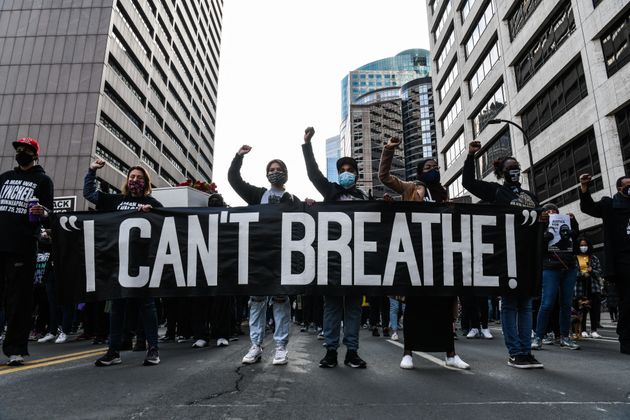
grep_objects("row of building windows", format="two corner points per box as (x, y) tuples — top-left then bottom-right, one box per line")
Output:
(464, 1), (494, 58)
(441, 95), (462, 135)
(615, 102), (630, 174)
(508, 0), (542, 41)
(103, 82), (143, 131)
(438, 60), (459, 102)
(444, 130), (465, 169)
(469, 41), (500, 97)
(601, 8), (630, 78)
(461, 0), (479, 23)
(100, 112), (140, 157)
(95, 142), (130, 175)
(436, 30), (455, 71)
(447, 173), (466, 198)
(472, 83), (506, 138)
(434, 0), (452, 42)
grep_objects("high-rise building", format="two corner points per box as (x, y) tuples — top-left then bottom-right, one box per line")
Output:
(0, 0), (222, 209)
(325, 135), (340, 183)
(427, 0), (630, 245)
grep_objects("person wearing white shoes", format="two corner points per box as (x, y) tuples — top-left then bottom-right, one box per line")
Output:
(575, 237), (604, 340)
(388, 296), (404, 342)
(192, 339), (208, 349)
(379, 138), (470, 371)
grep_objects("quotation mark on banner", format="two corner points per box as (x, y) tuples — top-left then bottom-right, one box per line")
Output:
(520, 209), (538, 226)
(59, 215), (81, 232)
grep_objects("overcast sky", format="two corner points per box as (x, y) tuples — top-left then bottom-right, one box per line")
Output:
(213, 0), (430, 206)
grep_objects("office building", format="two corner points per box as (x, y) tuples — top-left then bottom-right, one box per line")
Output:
(325, 135), (340, 183)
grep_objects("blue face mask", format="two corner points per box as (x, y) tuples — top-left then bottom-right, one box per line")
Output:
(421, 169), (440, 184)
(338, 172), (356, 189)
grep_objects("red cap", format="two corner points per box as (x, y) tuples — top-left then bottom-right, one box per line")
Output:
(12, 137), (40, 155)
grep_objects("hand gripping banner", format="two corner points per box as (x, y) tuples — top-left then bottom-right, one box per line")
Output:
(53, 201), (542, 302)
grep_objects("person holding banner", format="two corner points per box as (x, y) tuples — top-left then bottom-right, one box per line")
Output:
(463, 141), (544, 369)
(579, 173), (630, 354)
(83, 159), (162, 367)
(0, 137), (53, 366)
(228, 145), (301, 365)
(379, 136), (470, 370)
(302, 127), (369, 369)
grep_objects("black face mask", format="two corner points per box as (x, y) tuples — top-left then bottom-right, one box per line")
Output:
(16, 152), (35, 166)
(621, 185), (630, 197)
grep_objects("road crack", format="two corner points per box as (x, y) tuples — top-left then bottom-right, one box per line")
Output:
(186, 365), (245, 405)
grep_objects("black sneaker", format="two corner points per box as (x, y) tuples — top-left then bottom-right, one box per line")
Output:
(143, 347), (160, 366)
(319, 349), (338, 368)
(344, 350), (367, 368)
(525, 354), (544, 369)
(507, 355), (529, 369)
(95, 350), (121, 367)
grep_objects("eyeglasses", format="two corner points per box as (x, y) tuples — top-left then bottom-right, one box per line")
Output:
(423, 165), (440, 171)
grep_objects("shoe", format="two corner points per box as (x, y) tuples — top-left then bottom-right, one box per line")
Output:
(192, 339), (208, 348)
(38, 333), (56, 343)
(391, 332), (399, 341)
(542, 333), (555, 345)
(590, 331), (602, 339)
(466, 328), (479, 339)
(507, 355), (533, 369)
(560, 337), (580, 350)
(7, 355), (24, 366)
(54, 332), (67, 344)
(176, 336), (192, 343)
(319, 349), (338, 368)
(400, 355), (414, 369)
(158, 335), (174, 343)
(531, 337), (542, 350)
(372, 327), (380, 337)
(317, 331), (324, 340)
(344, 350), (367, 368)
(216, 338), (229, 347)
(143, 347), (160, 366)
(133, 340), (147, 352)
(273, 346), (288, 365)
(242, 344), (262, 364)
(481, 328), (493, 339)
(526, 354), (544, 369)
(28, 331), (43, 341)
(383, 327), (390, 337)
(445, 355), (470, 370)
(95, 350), (121, 367)
(581, 331), (590, 338)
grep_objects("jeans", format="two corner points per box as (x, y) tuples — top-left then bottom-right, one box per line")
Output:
(109, 298), (158, 352)
(388, 298), (405, 331)
(249, 296), (290, 348)
(536, 267), (578, 339)
(323, 295), (362, 351)
(501, 294), (533, 356)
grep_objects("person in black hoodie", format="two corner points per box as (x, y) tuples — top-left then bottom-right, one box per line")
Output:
(84, 159), (162, 367)
(579, 173), (630, 354)
(228, 145), (300, 366)
(302, 127), (368, 369)
(462, 140), (543, 369)
(0, 137), (53, 366)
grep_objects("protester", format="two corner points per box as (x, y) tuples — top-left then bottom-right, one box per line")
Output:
(460, 296), (493, 339)
(302, 126), (369, 369)
(379, 136), (470, 370)
(462, 140), (543, 369)
(574, 237), (604, 339)
(84, 159), (162, 366)
(0, 138), (53, 366)
(388, 296), (404, 341)
(531, 203), (581, 351)
(228, 145), (301, 365)
(579, 173), (630, 354)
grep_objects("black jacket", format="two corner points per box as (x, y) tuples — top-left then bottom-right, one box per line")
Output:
(0, 165), (54, 254)
(83, 169), (162, 211)
(302, 143), (369, 202)
(227, 154), (300, 205)
(580, 188), (630, 278)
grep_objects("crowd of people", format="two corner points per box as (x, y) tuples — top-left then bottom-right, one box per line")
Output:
(0, 129), (628, 371)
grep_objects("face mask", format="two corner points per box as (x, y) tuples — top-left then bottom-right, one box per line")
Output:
(421, 169), (440, 184)
(506, 169), (520, 184)
(16, 152), (35, 166)
(267, 171), (287, 186)
(338, 172), (356, 189)
(621, 185), (630, 197)
(579, 246), (588, 253)
(128, 179), (145, 195)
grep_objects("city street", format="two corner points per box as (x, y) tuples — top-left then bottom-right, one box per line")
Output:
(1, 318), (629, 420)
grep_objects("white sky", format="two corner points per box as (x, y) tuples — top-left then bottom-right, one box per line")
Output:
(213, 0), (430, 206)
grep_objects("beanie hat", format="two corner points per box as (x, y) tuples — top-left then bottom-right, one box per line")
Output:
(336, 156), (359, 174)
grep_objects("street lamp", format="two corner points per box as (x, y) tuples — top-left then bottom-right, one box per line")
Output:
(487, 118), (536, 196)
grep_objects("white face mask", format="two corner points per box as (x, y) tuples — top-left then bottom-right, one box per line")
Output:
(579, 246), (588, 254)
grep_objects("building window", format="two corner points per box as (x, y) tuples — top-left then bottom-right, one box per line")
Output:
(436, 30), (455, 71)
(108, 55), (146, 105)
(160, 167), (178, 186)
(144, 127), (161, 149)
(472, 83), (507, 138)
(447, 173), (467, 198)
(444, 131), (466, 169)
(477, 129), (512, 178)
(103, 83), (144, 130)
(615, 102), (630, 174)
(438, 60), (459, 102)
(163, 147), (185, 175)
(521, 58), (588, 141)
(469, 41), (500, 97)
(434, 0), (453, 41)
(461, 0), (479, 23)
(100, 112), (141, 156)
(514, 1), (576, 90)
(142, 151), (159, 172)
(532, 128), (603, 206)
(441, 95), (462, 135)
(601, 9), (630, 77)
(464, 1), (494, 58)
(95, 143), (130, 174)
(508, 0), (543, 40)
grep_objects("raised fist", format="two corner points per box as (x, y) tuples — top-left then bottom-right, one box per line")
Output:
(468, 141), (481, 155)
(90, 159), (106, 171)
(304, 127), (315, 144)
(237, 145), (252, 156)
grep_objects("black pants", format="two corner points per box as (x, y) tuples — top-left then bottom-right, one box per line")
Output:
(302, 295), (324, 327)
(368, 295), (390, 329)
(460, 295), (489, 330)
(1, 252), (36, 357)
(83, 301), (108, 340)
(581, 293), (601, 332)
(614, 278), (630, 350)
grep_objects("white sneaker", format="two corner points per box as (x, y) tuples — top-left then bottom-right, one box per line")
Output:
(216, 338), (229, 347)
(445, 355), (470, 370)
(391, 332), (399, 341)
(272, 346), (288, 365)
(37, 333), (56, 343)
(581, 331), (590, 338)
(481, 328), (493, 339)
(7, 355), (24, 366)
(192, 339), (208, 348)
(242, 344), (262, 364)
(590, 331), (602, 339)
(466, 328), (479, 339)
(400, 355), (414, 369)
(54, 332), (67, 344)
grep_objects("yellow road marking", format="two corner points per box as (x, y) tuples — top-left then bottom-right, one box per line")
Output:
(0, 348), (107, 375)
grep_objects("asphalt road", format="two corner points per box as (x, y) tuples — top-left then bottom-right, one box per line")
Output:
(1, 321), (629, 420)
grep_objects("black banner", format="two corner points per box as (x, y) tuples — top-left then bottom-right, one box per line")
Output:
(53, 201), (542, 302)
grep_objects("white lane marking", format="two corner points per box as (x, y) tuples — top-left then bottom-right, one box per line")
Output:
(175, 401), (630, 408)
(387, 339), (474, 374)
